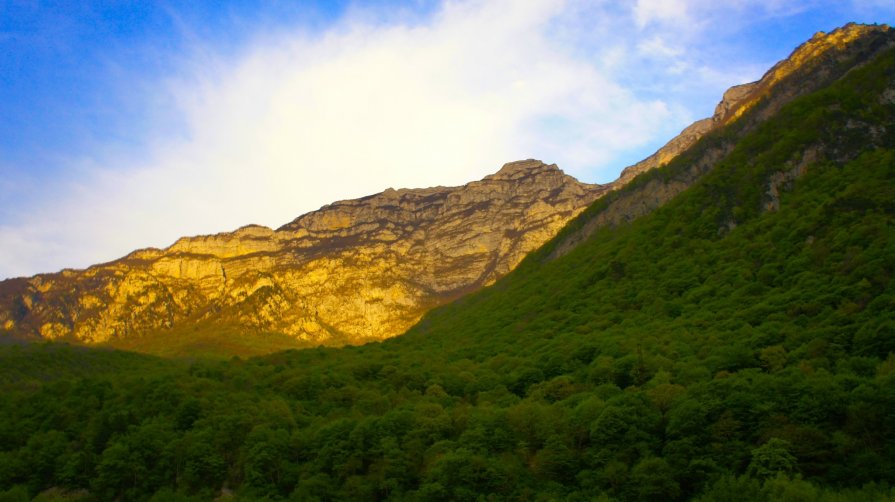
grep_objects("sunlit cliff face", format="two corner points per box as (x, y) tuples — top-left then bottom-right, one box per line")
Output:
(0, 160), (607, 347)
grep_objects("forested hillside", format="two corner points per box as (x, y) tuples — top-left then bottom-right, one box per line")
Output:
(2, 30), (895, 502)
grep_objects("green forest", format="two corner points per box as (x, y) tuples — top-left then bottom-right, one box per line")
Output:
(2, 35), (895, 502)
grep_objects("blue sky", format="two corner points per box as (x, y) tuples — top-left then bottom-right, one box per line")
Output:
(1, 0), (893, 279)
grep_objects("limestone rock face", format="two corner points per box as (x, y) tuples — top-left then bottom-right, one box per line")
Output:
(0, 160), (607, 346)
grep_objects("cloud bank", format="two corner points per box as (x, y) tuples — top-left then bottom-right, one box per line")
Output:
(3, 0), (882, 279)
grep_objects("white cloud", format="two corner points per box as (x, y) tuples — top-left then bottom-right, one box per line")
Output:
(634, 0), (816, 33)
(7, 0), (854, 279)
(1, 0), (683, 279)
(637, 36), (684, 59)
(634, 0), (691, 28)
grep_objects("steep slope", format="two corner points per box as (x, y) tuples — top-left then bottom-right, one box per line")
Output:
(0, 160), (606, 352)
(2, 24), (894, 501)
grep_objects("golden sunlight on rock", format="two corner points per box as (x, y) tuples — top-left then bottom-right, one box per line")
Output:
(0, 160), (607, 347)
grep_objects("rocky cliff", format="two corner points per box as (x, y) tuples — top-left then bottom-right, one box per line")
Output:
(0, 160), (607, 347)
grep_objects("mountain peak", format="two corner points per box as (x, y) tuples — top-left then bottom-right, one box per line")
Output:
(0, 159), (606, 348)
(485, 159), (557, 181)
(712, 22), (893, 125)
(809, 22), (890, 46)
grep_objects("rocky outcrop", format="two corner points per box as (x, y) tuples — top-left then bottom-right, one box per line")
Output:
(549, 23), (895, 259)
(0, 160), (607, 346)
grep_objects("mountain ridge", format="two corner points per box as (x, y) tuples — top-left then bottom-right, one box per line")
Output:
(0, 160), (608, 350)
(2, 23), (892, 355)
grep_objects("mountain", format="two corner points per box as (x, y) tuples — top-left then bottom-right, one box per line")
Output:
(385, 22), (895, 499)
(4, 24), (891, 358)
(0, 160), (607, 354)
(1, 22), (894, 501)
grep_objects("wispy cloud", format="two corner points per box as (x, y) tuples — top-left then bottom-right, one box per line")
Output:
(634, 0), (814, 31)
(634, 0), (692, 29)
